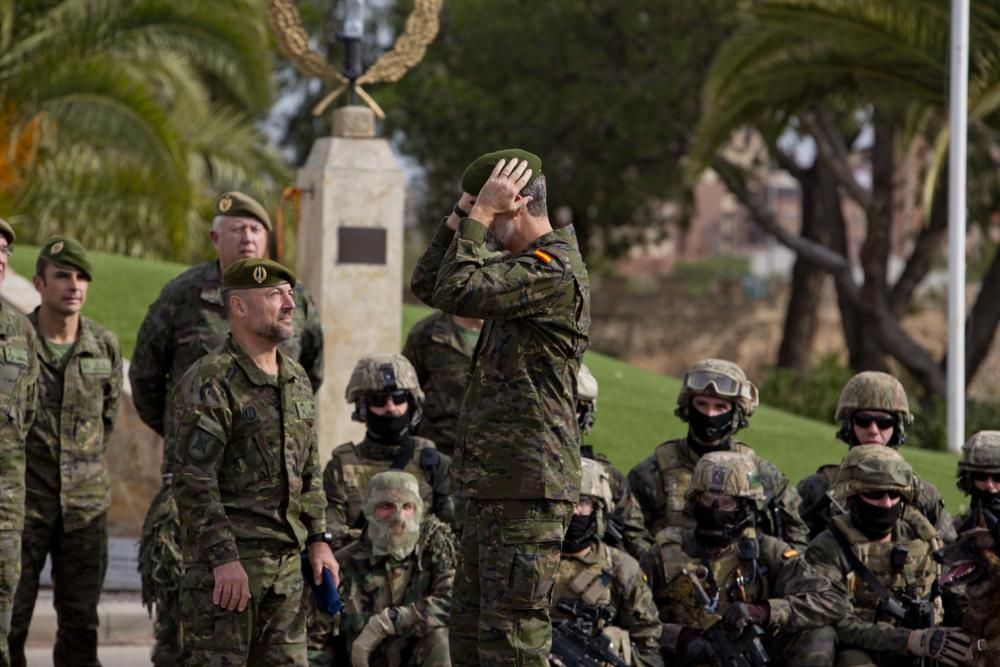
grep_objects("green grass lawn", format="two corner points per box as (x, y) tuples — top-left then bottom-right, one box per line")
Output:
(9, 245), (187, 358)
(9, 248), (965, 515)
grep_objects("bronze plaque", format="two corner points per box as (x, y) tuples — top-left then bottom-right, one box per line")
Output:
(338, 227), (387, 265)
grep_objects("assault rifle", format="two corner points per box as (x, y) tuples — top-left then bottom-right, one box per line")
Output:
(683, 569), (770, 667)
(550, 598), (629, 667)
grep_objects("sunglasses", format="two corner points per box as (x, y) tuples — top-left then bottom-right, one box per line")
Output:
(852, 414), (896, 430)
(368, 391), (410, 408)
(860, 490), (902, 501)
(972, 472), (1000, 484)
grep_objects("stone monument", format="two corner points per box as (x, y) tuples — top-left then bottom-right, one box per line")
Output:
(268, 0), (442, 461)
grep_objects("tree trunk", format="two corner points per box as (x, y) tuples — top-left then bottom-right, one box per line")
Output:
(777, 164), (825, 372)
(964, 244), (1000, 384)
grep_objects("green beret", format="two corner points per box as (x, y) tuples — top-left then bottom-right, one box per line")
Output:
(215, 191), (273, 231)
(0, 218), (14, 245)
(461, 149), (542, 195)
(222, 258), (296, 290)
(39, 236), (93, 280)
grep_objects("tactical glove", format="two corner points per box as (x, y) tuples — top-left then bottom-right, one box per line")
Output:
(350, 608), (396, 667)
(907, 627), (975, 667)
(722, 602), (771, 633)
(677, 627), (721, 667)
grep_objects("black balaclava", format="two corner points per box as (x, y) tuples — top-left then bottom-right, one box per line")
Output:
(688, 408), (735, 455)
(849, 497), (904, 540)
(693, 499), (752, 548)
(971, 489), (1000, 516)
(366, 403), (414, 444)
(562, 513), (598, 554)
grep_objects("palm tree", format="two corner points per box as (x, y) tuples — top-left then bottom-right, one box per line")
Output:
(0, 0), (289, 260)
(687, 0), (1000, 404)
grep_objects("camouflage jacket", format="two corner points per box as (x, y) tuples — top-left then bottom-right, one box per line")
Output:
(171, 336), (325, 567)
(25, 312), (121, 531)
(804, 509), (943, 655)
(0, 302), (39, 532)
(583, 445), (653, 560)
(411, 220), (591, 501)
(797, 462), (956, 543)
(336, 515), (455, 653)
(323, 435), (454, 548)
(129, 260), (323, 444)
(627, 438), (809, 550)
(402, 310), (476, 455)
(641, 527), (845, 652)
(553, 541), (663, 667)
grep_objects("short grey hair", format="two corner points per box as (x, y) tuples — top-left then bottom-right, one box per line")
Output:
(521, 173), (547, 217)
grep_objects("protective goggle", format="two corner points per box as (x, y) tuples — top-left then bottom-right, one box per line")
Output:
(683, 370), (745, 398)
(368, 390), (410, 408)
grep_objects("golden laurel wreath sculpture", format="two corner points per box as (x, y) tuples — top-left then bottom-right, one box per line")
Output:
(268, 0), (442, 119)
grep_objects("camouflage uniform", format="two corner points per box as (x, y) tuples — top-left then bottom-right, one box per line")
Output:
(412, 198), (591, 664)
(335, 495), (455, 667)
(9, 312), (121, 667)
(551, 459), (662, 667)
(171, 335), (326, 665)
(796, 372), (955, 543)
(402, 311), (478, 456)
(627, 360), (808, 550)
(943, 431), (1000, 625)
(0, 302), (39, 667)
(641, 452), (843, 667)
(132, 259), (323, 665)
(576, 364), (652, 560)
(804, 446), (965, 667)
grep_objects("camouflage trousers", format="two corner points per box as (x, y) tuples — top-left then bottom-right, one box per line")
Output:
(772, 626), (838, 667)
(139, 483), (182, 667)
(180, 551), (306, 666)
(450, 498), (573, 667)
(0, 529), (22, 667)
(9, 513), (108, 667)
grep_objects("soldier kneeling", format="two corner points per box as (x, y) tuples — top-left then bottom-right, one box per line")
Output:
(642, 451), (844, 667)
(550, 458), (663, 666)
(805, 445), (976, 667)
(335, 471), (456, 667)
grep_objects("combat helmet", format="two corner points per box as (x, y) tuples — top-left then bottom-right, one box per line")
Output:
(346, 353), (424, 426)
(685, 450), (766, 510)
(675, 358), (759, 432)
(577, 363), (598, 434)
(580, 457), (613, 536)
(833, 444), (915, 503)
(957, 431), (1000, 495)
(835, 372), (912, 447)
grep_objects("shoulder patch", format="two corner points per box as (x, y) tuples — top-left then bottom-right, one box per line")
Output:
(782, 548), (799, 560)
(187, 429), (218, 461)
(532, 249), (553, 264)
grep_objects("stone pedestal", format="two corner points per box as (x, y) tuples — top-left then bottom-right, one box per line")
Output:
(296, 106), (405, 463)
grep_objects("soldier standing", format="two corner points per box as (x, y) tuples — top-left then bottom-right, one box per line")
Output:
(641, 451), (844, 667)
(797, 372), (955, 542)
(805, 445), (973, 667)
(576, 363), (652, 560)
(8, 239), (121, 667)
(628, 359), (808, 549)
(131, 191), (324, 665)
(0, 219), (39, 667)
(411, 150), (590, 666)
(335, 471), (455, 667)
(171, 257), (336, 665)
(551, 458), (662, 667)
(402, 311), (481, 457)
(325, 353), (454, 548)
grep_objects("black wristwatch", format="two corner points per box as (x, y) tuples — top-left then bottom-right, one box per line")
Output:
(306, 531), (333, 546)
(453, 204), (469, 219)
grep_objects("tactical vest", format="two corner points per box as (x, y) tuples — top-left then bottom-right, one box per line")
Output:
(336, 437), (440, 525)
(830, 509), (942, 625)
(654, 440), (755, 541)
(655, 529), (770, 627)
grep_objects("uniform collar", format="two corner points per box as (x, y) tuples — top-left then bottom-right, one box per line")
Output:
(28, 309), (102, 363)
(224, 334), (296, 388)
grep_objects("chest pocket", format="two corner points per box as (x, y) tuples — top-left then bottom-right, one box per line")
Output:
(567, 567), (614, 607)
(0, 343), (29, 397)
(849, 540), (937, 623)
(656, 445), (693, 534)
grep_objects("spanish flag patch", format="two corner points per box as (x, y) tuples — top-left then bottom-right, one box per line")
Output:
(533, 249), (553, 264)
(782, 549), (799, 560)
